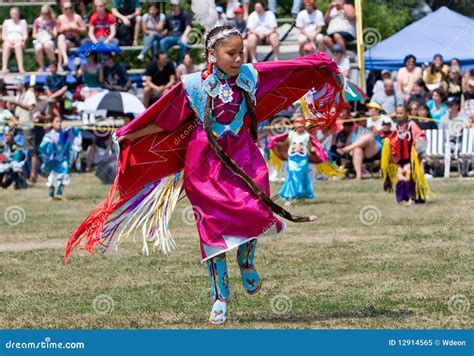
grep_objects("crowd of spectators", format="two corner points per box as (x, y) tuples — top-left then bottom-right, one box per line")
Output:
(1, 0), (473, 191)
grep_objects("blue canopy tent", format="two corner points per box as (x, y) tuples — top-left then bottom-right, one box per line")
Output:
(365, 7), (474, 70)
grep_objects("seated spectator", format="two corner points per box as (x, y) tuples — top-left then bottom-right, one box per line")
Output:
(413, 103), (437, 130)
(447, 65), (463, 101)
(176, 53), (196, 77)
(226, 0), (250, 20)
(1, 7), (28, 74)
(450, 58), (462, 69)
(160, 0), (192, 60)
(137, 3), (165, 61)
(426, 88), (447, 125)
(100, 53), (131, 92)
(440, 97), (469, 139)
(323, 0), (355, 53)
(33, 5), (58, 71)
(462, 78), (474, 123)
(112, 0), (142, 46)
(372, 70), (392, 97)
(337, 107), (382, 180)
(230, 7), (248, 62)
(296, 0), (325, 56)
(76, 53), (102, 99)
(0, 125), (27, 189)
(408, 78), (431, 105)
(337, 105), (382, 181)
(407, 100), (419, 118)
(216, 6), (228, 26)
(371, 78), (403, 115)
(57, 2), (87, 72)
(423, 54), (449, 91)
(247, 1), (279, 63)
(440, 97), (470, 177)
(143, 52), (176, 107)
(89, 0), (118, 45)
(0, 98), (14, 126)
(396, 54), (422, 103)
(330, 117), (354, 168)
(331, 44), (350, 78)
(44, 61), (68, 102)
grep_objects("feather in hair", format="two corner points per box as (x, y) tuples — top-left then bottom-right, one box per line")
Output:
(191, 0), (218, 28)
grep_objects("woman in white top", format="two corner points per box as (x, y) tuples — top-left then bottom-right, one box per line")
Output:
(33, 5), (58, 71)
(323, 0), (355, 53)
(246, 1), (279, 63)
(396, 54), (422, 103)
(1, 7), (28, 74)
(137, 3), (165, 61)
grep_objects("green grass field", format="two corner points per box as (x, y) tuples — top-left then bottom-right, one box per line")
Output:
(0, 173), (472, 329)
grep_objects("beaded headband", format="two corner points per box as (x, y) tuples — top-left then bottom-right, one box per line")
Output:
(206, 28), (242, 50)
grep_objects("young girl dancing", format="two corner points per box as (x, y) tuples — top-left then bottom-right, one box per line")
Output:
(65, 1), (344, 325)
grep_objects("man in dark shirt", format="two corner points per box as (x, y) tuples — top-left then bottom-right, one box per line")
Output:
(44, 62), (67, 100)
(159, 0), (191, 60)
(100, 53), (131, 92)
(143, 51), (177, 107)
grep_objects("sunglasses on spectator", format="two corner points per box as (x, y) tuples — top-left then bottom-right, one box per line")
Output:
(64, 6), (72, 10)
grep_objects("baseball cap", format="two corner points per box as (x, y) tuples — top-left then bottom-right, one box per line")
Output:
(234, 6), (243, 14)
(216, 6), (224, 13)
(170, 0), (180, 6)
(304, 0), (315, 5)
(332, 44), (343, 53)
(380, 114), (393, 125)
(447, 96), (460, 105)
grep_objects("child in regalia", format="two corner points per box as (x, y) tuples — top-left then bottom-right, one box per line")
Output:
(381, 105), (431, 205)
(40, 116), (81, 200)
(274, 118), (315, 203)
(65, 0), (344, 325)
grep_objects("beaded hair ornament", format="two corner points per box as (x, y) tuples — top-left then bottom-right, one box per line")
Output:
(207, 28), (242, 50)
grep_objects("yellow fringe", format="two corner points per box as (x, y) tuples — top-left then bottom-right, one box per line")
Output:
(381, 138), (397, 192)
(410, 146), (432, 201)
(116, 171), (184, 256)
(316, 161), (347, 177)
(269, 149), (283, 181)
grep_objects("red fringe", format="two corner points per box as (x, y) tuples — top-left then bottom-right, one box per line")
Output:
(64, 174), (126, 264)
